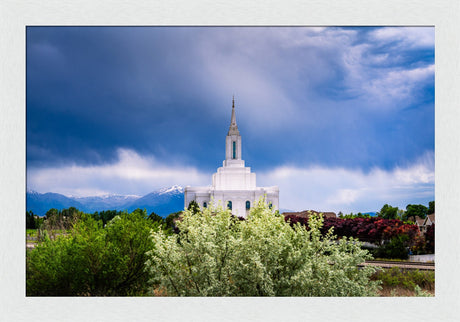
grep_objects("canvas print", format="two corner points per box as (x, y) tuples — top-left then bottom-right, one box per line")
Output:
(26, 26), (434, 296)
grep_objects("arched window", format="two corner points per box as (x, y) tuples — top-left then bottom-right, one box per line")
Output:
(227, 201), (232, 210)
(203, 202), (207, 208)
(246, 200), (250, 210)
(232, 141), (236, 159)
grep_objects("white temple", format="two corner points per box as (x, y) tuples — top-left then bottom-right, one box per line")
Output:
(184, 98), (279, 218)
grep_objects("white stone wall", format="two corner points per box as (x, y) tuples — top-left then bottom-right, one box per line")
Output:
(212, 164), (256, 190)
(184, 186), (279, 218)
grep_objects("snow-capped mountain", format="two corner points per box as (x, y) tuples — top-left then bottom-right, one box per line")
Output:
(73, 194), (140, 212)
(26, 186), (185, 217)
(157, 185), (184, 195)
(123, 186), (184, 216)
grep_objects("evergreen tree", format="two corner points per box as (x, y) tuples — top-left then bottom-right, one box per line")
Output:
(428, 201), (435, 215)
(187, 200), (201, 214)
(26, 211), (37, 229)
(148, 211), (164, 224)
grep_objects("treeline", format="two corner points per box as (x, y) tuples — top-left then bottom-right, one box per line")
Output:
(338, 201), (434, 221)
(26, 207), (181, 231)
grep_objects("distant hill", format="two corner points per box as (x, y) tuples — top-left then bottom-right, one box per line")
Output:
(27, 191), (86, 216)
(26, 185), (185, 217)
(73, 194), (140, 212)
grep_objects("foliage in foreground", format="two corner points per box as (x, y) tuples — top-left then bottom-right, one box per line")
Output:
(27, 209), (163, 296)
(371, 267), (434, 296)
(146, 202), (380, 296)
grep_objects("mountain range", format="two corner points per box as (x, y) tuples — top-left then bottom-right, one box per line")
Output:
(26, 187), (371, 218)
(26, 185), (185, 217)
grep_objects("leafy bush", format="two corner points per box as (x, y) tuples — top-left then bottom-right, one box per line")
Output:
(372, 267), (434, 291)
(372, 235), (410, 259)
(146, 202), (380, 296)
(27, 210), (162, 296)
(410, 224), (435, 255)
(285, 214), (419, 247)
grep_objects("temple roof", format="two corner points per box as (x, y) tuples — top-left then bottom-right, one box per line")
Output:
(227, 96), (240, 136)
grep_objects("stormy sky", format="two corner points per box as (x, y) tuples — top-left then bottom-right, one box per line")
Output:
(26, 26), (435, 213)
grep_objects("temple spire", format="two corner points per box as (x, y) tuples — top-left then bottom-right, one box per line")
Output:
(228, 96), (240, 136)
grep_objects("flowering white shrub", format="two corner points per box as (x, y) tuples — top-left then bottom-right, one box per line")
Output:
(146, 201), (380, 296)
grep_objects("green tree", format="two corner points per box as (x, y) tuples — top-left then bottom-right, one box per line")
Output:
(27, 210), (163, 296)
(187, 200), (201, 214)
(61, 207), (80, 220)
(405, 204), (428, 220)
(102, 209), (163, 295)
(27, 215), (103, 296)
(428, 201), (435, 215)
(146, 201), (380, 296)
(148, 211), (164, 223)
(165, 211), (182, 229)
(92, 209), (122, 226)
(377, 204), (399, 219)
(382, 235), (410, 259)
(26, 211), (37, 229)
(44, 208), (61, 228)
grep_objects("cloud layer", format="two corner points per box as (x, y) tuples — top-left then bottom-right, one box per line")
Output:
(27, 149), (209, 197)
(28, 148), (434, 213)
(259, 151), (434, 213)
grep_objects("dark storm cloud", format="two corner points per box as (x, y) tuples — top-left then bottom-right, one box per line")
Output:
(27, 27), (228, 169)
(26, 27), (434, 211)
(27, 26), (434, 187)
